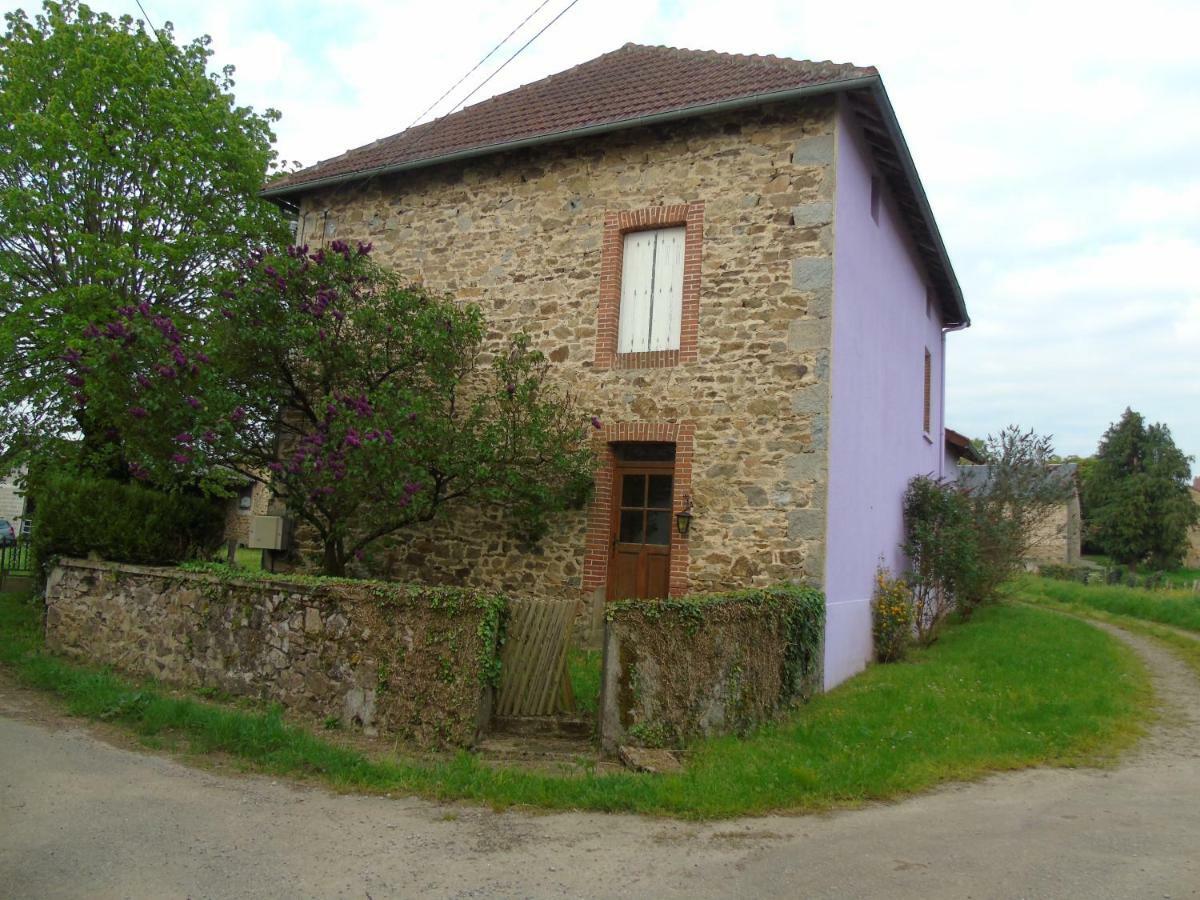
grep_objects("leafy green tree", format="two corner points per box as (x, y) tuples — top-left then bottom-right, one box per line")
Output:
(963, 426), (1076, 603)
(0, 1), (288, 469)
(904, 426), (1075, 635)
(1085, 408), (1198, 569)
(104, 243), (596, 576)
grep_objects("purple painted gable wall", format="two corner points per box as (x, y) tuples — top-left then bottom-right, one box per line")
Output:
(822, 99), (947, 689)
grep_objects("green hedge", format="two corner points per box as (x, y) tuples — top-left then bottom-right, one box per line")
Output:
(32, 474), (224, 574)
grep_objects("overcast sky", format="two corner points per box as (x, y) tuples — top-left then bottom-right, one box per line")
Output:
(10, 0), (1198, 467)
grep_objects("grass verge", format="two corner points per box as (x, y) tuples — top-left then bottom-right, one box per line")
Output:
(0, 591), (1149, 819)
(566, 647), (602, 717)
(1082, 556), (1200, 589)
(234, 547), (263, 571)
(1015, 578), (1200, 680)
(1016, 575), (1200, 633)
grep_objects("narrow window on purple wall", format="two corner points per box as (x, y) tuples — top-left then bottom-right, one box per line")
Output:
(923, 348), (932, 435)
(870, 176), (881, 225)
(926, 286), (933, 320)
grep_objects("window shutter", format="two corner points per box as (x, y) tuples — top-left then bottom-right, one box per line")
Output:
(618, 232), (656, 354)
(649, 226), (685, 351)
(618, 227), (686, 354)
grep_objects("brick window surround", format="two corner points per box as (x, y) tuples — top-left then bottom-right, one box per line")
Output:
(595, 203), (704, 370)
(582, 421), (695, 599)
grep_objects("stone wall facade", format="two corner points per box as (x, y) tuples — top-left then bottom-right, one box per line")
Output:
(598, 587), (824, 752)
(291, 99), (836, 627)
(44, 559), (503, 748)
(1025, 495), (1083, 567)
(222, 479), (272, 547)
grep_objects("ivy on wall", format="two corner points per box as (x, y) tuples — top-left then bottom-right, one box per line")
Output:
(180, 562), (509, 690)
(608, 584), (826, 747)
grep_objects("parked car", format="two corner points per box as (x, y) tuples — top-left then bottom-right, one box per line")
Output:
(0, 519), (15, 547)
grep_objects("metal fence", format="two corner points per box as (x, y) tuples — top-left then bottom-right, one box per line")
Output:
(0, 539), (32, 578)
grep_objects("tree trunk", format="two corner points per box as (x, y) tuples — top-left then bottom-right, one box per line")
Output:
(321, 539), (346, 577)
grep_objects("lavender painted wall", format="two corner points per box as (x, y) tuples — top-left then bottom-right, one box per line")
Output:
(822, 99), (948, 689)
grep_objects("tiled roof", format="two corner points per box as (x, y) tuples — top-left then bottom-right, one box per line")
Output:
(264, 43), (876, 195)
(945, 428), (985, 464)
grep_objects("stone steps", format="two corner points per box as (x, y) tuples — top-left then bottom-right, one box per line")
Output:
(475, 733), (596, 764)
(491, 715), (594, 739)
(476, 715), (607, 772)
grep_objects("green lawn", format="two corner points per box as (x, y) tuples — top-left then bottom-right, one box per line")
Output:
(0, 591), (1149, 819)
(566, 647), (602, 717)
(1014, 576), (1200, 681)
(234, 547), (263, 571)
(1016, 575), (1200, 633)
(1160, 567), (1200, 588)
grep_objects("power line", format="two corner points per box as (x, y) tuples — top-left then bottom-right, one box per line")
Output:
(407, 0), (557, 129)
(445, 0), (586, 117)
(134, 0), (158, 34)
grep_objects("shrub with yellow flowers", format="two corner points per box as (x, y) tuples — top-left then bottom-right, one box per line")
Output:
(872, 566), (914, 662)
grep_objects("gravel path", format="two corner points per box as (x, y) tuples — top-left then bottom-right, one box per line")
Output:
(1, 624), (1197, 899)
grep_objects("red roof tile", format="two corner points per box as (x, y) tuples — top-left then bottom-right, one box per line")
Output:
(265, 43), (876, 195)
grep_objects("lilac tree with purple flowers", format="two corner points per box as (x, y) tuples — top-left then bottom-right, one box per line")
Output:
(103, 242), (595, 576)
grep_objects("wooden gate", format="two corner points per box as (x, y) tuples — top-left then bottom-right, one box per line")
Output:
(495, 598), (578, 717)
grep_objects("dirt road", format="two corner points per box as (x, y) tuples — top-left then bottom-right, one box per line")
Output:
(2, 624), (1197, 899)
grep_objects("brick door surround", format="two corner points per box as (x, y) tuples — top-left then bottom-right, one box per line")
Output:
(582, 421), (695, 599)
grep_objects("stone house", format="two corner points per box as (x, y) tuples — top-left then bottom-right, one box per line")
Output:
(944, 427), (983, 471)
(222, 476), (272, 547)
(0, 466), (30, 537)
(263, 44), (970, 689)
(1186, 477), (1200, 569)
(956, 464), (1083, 567)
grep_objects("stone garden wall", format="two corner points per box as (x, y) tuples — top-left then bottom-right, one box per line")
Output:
(44, 559), (506, 749)
(598, 585), (824, 751)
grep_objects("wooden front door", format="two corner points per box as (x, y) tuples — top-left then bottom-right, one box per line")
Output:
(607, 460), (674, 601)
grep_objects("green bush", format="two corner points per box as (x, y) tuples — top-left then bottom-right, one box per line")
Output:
(31, 474), (224, 574)
(1037, 564), (1093, 583)
(902, 476), (978, 642)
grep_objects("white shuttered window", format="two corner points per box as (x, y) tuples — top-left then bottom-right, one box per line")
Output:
(617, 226), (685, 354)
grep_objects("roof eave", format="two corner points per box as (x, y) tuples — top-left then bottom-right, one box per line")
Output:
(260, 74), (881, 200)
(857, 80), (969, 328)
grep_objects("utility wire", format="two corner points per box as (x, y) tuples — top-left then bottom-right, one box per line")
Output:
(445, 0), (586, 117)
(407, 0), (556, 129)
(134, 0), (171, 48)
(134, 0), (158, 34)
